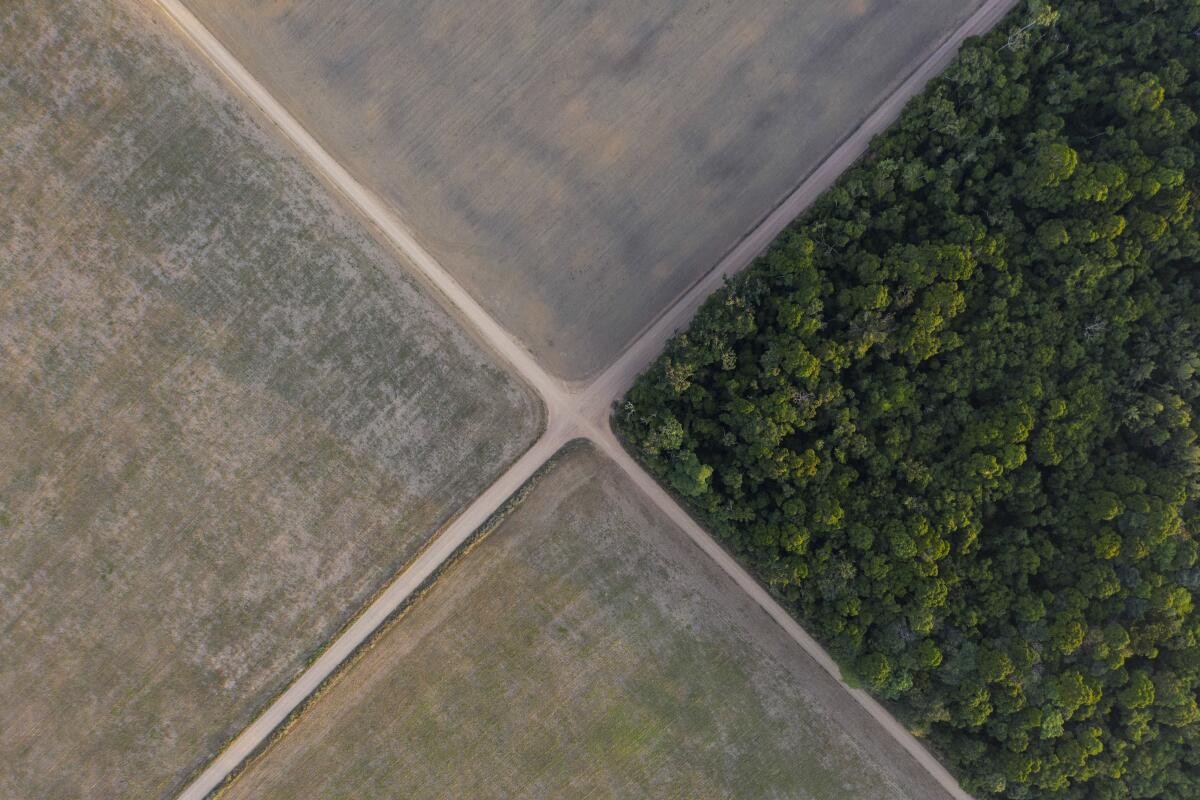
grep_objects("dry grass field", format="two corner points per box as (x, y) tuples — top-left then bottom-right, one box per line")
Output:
(0, 2), (540, 797)
(221, 444), (950, 800)
(183, 0), (986, 379)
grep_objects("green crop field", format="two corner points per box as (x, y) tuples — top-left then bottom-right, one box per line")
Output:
(0, 2), (539, 797)
(182, 0), (987, 380)
(221, 444), (949, 800)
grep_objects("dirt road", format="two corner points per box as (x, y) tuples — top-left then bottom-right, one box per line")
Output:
(154, 0), (1019, 797)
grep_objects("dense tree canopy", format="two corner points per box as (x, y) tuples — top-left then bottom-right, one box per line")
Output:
(620, 2), (1200, 797)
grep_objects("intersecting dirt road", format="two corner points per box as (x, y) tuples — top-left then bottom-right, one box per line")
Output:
(153, 0), (1019, 797)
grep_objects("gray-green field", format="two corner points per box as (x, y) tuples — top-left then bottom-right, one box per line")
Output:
(0, 2), (540, 797)
(183, 0), (986, 379)
(221, 445), (948, 800)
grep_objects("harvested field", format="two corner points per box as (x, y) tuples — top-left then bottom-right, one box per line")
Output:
(0, 2), (540, 798)
(222, 444), (950, 800)
(183, 0), (987, 379)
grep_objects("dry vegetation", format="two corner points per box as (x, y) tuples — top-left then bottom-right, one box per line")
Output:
(221, 445), (949, 800)
(183, 0), (987, 380)
(0, 2), (539, 797)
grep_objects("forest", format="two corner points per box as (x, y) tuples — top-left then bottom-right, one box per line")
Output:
(619, 1), (1200, 797)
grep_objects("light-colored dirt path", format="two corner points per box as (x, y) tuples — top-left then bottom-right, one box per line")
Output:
(174, 422), (575, 800)
(153, 0), (1018, 797)
(150, 0), (572, 417)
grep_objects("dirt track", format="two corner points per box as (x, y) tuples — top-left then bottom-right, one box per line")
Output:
(151, 0), (1021, 797)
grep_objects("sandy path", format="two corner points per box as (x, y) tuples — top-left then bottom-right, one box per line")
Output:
(151, 0), (1019, 797)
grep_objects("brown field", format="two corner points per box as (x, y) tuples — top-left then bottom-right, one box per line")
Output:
(221, 444), (950, 800)
(183, 0), (986, 380)
(0, 2), (540, 798)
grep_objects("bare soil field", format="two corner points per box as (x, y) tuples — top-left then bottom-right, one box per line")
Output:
(221, 444), (949, 800)
(182, 0), (986, 380)
(0, 2), (540, 798)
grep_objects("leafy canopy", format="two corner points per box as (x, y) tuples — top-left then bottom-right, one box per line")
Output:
(621, 2), (1200, 797)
